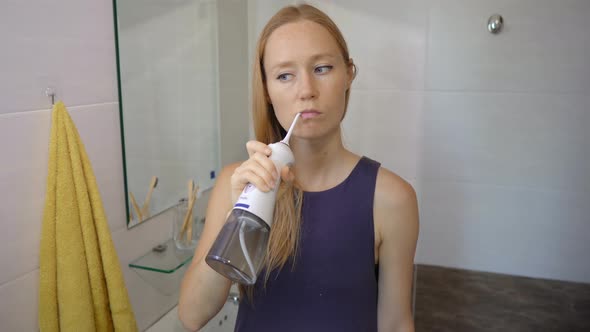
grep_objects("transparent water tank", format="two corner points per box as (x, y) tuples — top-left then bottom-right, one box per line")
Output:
(205, 209), (269, 285)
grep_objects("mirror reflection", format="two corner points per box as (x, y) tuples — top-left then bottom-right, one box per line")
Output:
(115, 0), (220, 227)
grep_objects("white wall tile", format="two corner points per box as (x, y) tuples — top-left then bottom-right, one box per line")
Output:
(415, 180), (590, 283)
(0, 109), (51, 286)
(0, 270), (39, 332)
(421, 92), (590, 193)
(426, 0), (590, 93)
(342, 90), (423, 180)
(247, 0), (293, 39)
(0, 1), (118, 114)
(314, 0), (429, 91)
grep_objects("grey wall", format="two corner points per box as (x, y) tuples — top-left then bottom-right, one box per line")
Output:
(218, 0), (250, 166)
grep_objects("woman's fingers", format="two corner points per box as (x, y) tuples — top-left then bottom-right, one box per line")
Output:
(230, 141), (291, 205)
(231, 152), (277, 198)
(252, 152), (278, 180)
(233, 168), (270, 191)
(280, 165), (295, 183)
(238, 155), (277, 189)
(246, 140), (271, 157)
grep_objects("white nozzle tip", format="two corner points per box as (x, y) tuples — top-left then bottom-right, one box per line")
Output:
(281, 113), (301, 145)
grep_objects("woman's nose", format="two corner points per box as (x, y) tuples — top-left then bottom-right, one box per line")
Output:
(297, 72), (317, 100)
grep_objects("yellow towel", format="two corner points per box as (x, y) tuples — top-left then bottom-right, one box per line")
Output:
(39, 101), (138, 332)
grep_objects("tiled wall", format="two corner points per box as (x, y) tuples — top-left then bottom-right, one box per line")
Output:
(418, 0), (589, 283)
(249, 0), (590, 283)
(0, 0), (249, 331)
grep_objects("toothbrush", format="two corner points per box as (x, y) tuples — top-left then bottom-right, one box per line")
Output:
(186, 185), (198, 243)
(129, 192), (143, 222)
(180, 181), (199, 243)
(141, 176), (158, 217)
(180, 180), (194, 238)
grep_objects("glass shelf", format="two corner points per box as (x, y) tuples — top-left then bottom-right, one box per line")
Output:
(129, 238), (195, 274)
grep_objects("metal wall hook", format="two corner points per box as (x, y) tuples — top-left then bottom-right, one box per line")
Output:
(487, 14), (504, 34)
(45, 87), (55, 105)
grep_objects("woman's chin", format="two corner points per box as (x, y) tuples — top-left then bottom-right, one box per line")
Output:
(293, 127), (341, 143)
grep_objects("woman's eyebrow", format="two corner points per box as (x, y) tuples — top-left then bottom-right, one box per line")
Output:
(267, 53), (338, 73)
(268, 60), (296, 73)
(309, 53), (337, 61)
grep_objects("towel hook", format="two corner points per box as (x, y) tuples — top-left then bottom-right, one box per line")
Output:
(45, 87), (55, 105)
(487, 14), (503, 34)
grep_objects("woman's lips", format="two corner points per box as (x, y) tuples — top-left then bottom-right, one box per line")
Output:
(300, 110), (320, 119)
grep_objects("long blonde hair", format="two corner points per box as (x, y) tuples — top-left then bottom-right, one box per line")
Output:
(242, 3), (355, 300)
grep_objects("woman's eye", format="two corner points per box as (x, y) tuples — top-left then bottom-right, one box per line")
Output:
(314, 65), (333, 74)
(277, 73), (293, 81)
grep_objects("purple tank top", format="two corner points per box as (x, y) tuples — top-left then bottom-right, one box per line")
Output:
(234, 156), (381, 332)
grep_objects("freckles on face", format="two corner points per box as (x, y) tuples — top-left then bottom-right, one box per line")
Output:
(262, 20), (351, 133)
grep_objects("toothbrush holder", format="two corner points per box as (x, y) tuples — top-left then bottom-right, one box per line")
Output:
(172, 198), (202, 250)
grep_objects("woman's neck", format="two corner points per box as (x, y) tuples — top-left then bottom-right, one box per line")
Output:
(289, 128), (359, 192)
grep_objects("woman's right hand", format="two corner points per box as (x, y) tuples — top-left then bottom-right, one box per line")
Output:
(230, 140), (279, 205)
(230, 140), (296, 205)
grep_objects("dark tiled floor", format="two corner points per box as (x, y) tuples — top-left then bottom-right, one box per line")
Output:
(414, 264), (590, 332)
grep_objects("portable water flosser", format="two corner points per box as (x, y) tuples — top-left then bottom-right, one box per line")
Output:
(206, 113), (301, 285)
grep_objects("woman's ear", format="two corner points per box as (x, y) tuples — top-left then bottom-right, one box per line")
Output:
(347, 58), (357, 90)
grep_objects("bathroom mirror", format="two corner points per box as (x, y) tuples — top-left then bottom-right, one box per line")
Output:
(113, 0), (221, 228)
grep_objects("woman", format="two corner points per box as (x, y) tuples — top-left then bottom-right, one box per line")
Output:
(179, 4), (418, 331)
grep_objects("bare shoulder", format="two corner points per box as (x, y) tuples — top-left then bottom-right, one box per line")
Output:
(374, 167), (419, 245)
(375, 167), (417, 211)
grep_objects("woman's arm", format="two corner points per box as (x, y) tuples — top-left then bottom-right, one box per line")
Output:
(178, 141), (281, 331)
(374, 168), (419, 332)
(178, 164), (238, 331)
